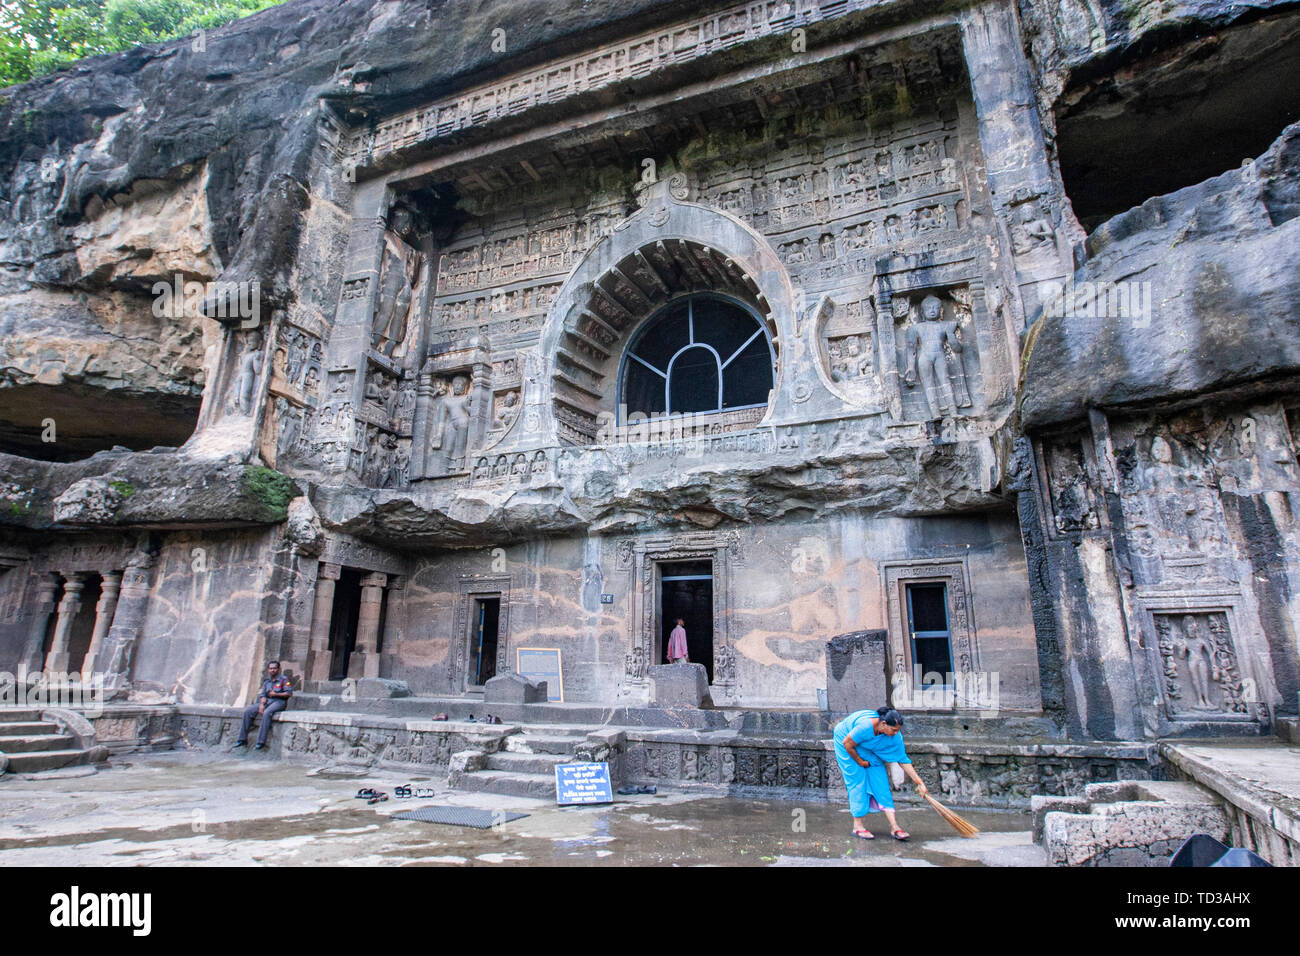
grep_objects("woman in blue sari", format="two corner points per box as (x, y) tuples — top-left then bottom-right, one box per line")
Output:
(833, 706), (928, 840)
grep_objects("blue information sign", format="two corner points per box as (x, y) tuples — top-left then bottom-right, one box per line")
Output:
(554, 762), (613, 805)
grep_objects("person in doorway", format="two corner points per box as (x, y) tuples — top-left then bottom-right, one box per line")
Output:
(667, 618), (689, 663)
(233, 660), (294, 751)
(832, 706), (928, 840)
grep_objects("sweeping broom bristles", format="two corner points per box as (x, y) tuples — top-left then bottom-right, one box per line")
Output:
(924, 793), (980, 837)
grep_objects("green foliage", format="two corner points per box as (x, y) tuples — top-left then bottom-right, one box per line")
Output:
(108, 479), (135, 497)
(0, 0), (284, 88)
(240, 465), (295, 520)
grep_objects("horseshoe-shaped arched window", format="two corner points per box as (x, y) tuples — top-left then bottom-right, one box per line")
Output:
(619, 294), (774, 420)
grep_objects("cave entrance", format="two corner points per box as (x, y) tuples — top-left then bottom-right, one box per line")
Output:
(468, 596), (500, 689)
(659, 560), (714, 682)
(327, 568), (363, 681)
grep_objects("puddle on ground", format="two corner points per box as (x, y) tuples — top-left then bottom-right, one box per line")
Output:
(0, 752), (1033, 866)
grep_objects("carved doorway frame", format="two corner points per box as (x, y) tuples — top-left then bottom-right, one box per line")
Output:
(882, 559), (978, 711)
(623, 532), (739, 702)
(453, 574), (511, 693)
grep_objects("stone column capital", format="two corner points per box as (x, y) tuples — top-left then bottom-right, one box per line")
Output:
(318, 562), (342, 581)
(32, 572), (61, 603)
(360, 571), (388, 590)
(61, 571), (88, 594)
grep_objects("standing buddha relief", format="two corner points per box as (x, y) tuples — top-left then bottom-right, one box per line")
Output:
(899, 291), (974, 423)
(372, 202), (426, 360)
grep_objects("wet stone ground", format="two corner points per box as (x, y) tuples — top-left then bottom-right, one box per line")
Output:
(0, 752), (1045, 866)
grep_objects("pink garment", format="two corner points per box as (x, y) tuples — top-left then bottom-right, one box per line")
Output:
(667, 625), (689, 662)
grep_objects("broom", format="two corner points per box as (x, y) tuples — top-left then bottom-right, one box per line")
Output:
(923, 792), (980, 837)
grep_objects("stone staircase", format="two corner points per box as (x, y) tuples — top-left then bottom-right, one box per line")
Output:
(453, 725), (592, 798)
(0, 708), (99, 775)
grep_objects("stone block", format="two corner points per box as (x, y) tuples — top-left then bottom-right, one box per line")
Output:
(1040, 791), (1232, 866)
(447, 749), (487, 788)
(355, 677), (410, 699)
(483, 672), (547, 704)
(825, 629), (888, 717)
(648, 663), (712, 708)
(1277, 716), (1299, 745)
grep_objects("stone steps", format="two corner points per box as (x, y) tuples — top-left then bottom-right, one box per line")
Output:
(505, 733), (585, 755)
(0, 733), (75, 753)
(455, 768), (556, 799)
(2, 748), (92, 774)
(0, 721), (59, 736)
(452, 725), (598, 798)
(0, 713), (100, 775)
(0, 709), (47, 722)
(486, 750), (569, 775)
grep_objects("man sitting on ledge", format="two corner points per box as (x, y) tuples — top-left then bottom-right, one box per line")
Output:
(233, 660), (293, 751)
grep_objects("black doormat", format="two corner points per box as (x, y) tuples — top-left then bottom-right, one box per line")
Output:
(391, 806), (530, 828)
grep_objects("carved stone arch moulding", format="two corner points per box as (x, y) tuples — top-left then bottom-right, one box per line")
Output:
(451, 574), (512, 689)
(539, 189), (800, 446)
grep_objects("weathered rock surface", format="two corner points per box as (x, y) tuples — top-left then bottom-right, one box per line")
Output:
(0, 0), (707, 458)
(0, 448), (297, 528)
(1020, 120), (1300, 429)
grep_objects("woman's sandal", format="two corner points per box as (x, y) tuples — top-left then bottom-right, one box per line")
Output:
(394, 785), (412, 798)
(355, 788), (378, 800)
(891, 828), (910, 841)
(414, 787), (435, 799)
(367, 792), (389, 805)
(852, 828), (875, 840)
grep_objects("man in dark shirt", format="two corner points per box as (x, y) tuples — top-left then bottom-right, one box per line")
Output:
(233, 660), (293, 751)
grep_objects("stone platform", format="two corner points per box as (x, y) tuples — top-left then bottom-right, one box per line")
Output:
(166, 699), (1157, 810)
(1160, 741), (1300, 866)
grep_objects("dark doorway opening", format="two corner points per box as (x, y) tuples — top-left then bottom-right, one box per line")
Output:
(328, 568), (363, 681)
(905, 582), (954, 686)
(66, 573), (101, 674)
(659, 560), (713, 681)
(469, 596), (500, 687)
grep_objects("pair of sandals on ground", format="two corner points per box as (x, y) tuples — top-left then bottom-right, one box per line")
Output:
(355, 784), (434, 804)
(853, 825), (910, 841)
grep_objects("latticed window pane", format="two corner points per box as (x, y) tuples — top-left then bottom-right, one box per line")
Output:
(668, 346), (721, 412)
(623, 294), (773, 418)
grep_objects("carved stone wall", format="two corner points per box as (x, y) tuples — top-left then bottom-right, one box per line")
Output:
(394, 510), (1039, 709)
(1026, 398), (1300, 739)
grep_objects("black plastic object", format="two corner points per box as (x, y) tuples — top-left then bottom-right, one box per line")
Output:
(1212, 847), (1272, 867)
(1169, 833), (1229, 867)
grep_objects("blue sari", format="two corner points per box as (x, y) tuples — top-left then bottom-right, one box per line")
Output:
(833, 710), (911, 816)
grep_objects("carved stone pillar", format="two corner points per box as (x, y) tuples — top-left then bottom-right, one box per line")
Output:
(21, 572), (61, 671)
(44, 572), (87, 673)
(98, 559), (155, 700)
(82, 570), (123, 678)
(409, 368), (434, 480)
(306, 562), (341, 683)
(348, 572), (387, 679)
